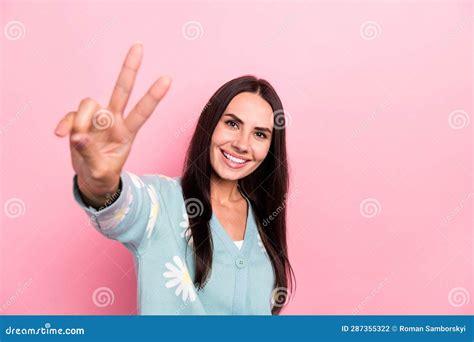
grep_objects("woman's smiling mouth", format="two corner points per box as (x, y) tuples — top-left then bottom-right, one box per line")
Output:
(220, 148), (250, 169)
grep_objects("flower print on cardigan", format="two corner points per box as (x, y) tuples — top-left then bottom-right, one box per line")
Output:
(156, 174), (180, 186)
(145, 185), (159, 239)
(73, 171), (276, 314)
(129, 172), (145, 188)
(127, 171), (160, 239)
(163, 255), (197, 302)
(98, 185), (133, 230)
(179, 210), (193, 246)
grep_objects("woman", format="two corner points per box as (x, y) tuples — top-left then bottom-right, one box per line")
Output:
(54, 43), (295, 315)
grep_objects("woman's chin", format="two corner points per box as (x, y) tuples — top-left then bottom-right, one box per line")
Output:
(212, 167), (245, 181)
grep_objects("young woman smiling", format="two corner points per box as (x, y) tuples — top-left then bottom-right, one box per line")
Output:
(55, 43), (295, 315)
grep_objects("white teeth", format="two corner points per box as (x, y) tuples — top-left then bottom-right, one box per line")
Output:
(223, 151), (247, 164)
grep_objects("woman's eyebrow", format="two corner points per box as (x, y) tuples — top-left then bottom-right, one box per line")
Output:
(223, 113), (272, 133)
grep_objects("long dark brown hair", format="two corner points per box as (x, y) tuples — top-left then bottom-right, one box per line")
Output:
(180, 75), (295, 314)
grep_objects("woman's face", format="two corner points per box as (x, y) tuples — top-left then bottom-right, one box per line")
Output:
(210, 92), (274, 181)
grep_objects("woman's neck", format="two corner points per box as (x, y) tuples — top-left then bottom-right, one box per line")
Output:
(210, 171), (244, 205)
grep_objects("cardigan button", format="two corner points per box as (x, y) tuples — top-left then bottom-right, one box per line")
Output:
(235, 257), (246, 269)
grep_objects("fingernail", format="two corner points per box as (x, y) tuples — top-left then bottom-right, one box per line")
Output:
(162, 75), (172, 85)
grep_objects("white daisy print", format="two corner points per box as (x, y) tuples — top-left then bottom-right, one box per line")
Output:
(163, 256), (196, 302)
(179, 211), (193, 246)
(257, 232), (267, 254)
(145, 185), (159, 239)
(158, 174), (179, 186)
(127, 172), (145, 188)
(99, 187), (133, 230)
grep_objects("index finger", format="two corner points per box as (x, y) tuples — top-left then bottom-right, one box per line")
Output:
(108, 42), (143, 114)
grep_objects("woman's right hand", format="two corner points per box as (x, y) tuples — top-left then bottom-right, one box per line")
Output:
(54, 43), (171, 203)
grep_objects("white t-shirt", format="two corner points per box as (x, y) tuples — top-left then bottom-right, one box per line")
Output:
(234, 240), (244, 249)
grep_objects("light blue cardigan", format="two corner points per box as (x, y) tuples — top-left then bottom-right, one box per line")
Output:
(73, 171), (275, 315)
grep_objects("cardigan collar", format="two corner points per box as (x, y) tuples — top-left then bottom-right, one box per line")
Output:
(210, 195), (256, 259)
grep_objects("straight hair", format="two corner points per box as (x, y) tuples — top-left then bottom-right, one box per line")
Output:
(180, 75), (295, 314)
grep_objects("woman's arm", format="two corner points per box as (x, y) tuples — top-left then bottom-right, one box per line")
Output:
(54, 43), (172, 251)
(77, 176), (122, 210)
(54, 42), (171, 210)
(72, 171), (162, 253)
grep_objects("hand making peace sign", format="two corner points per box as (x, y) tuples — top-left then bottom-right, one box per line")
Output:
(54, 43), (171, 202)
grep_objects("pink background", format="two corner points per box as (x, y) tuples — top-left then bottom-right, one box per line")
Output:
(1, 0), (472, 315)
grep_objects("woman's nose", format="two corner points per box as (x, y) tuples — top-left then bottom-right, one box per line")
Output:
(231, 134), (249, 153)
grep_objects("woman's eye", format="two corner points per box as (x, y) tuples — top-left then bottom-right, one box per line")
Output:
(224, 120), (267, 139)
(225, 120), (238, 129)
